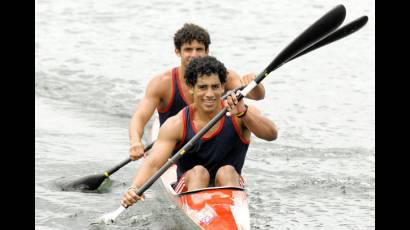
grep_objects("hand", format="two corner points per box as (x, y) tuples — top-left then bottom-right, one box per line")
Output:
(241, 73), (256, 85)
(224, 91), (247, 117)
(129, 141), (145, 160)
(121, 187), (145, 208)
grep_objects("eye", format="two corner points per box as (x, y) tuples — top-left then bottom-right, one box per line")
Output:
(212, 84), (220, 90)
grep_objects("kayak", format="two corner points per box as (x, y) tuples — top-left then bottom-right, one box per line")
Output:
(150, 117), (251, 230)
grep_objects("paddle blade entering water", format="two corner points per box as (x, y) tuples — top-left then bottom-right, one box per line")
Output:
(60, 174), (108, 191)
(96, 206), (126, 224)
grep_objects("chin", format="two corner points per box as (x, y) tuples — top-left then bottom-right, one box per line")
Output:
(202, 104), (216, 112)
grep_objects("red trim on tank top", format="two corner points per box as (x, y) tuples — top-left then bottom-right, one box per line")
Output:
(189, 101), (225, 141)
(175, 108), (187, 149)
(157, 68), (176, 113)
(231, 116), (251, 144)
(175, 68), (190, 106)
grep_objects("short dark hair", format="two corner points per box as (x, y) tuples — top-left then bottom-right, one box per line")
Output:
(174, 23), (211, 51)
(185, 56), (227, 87)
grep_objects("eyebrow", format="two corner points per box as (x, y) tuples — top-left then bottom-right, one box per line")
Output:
(197, 83), (220, 87)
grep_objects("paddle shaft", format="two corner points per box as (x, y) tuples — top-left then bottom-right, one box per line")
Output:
(133, 4), (346, 197)
(106, 141), (154, 176)
(99, 5), (349, 223)
(135, 106), (228, 196)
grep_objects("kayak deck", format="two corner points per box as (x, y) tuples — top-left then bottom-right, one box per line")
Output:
(160, 164), (250, 229)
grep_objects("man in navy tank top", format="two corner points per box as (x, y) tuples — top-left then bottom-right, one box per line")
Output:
(128, 23), (266, 160)
(122, 56), (277, 207)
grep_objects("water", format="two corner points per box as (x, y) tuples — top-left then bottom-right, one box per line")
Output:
(35, 0), (375, 229)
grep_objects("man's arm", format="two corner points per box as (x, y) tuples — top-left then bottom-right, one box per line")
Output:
(239, 105), (277, 141)
(225, 91), (277, 141)
(240, 73), (265, 100)
(225, 70), (265, 100)
(122, 114), (183, 207)
(129, 75), (163, 160)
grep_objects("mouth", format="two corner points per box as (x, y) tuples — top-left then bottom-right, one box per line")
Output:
(202, 99), (216, 108)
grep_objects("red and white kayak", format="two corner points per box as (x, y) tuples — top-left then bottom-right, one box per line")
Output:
(151, 118), (251, 230)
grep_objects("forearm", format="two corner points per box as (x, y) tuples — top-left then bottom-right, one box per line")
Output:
(129, 119), (180, 189)
(129, 114), (146, 144)
(130, 158), (159, 189)
(241, 109), (277, 141)
(129, 100), (157, 144)
(245, 83), (265, 100)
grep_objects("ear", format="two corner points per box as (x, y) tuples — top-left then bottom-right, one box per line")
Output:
(189, 85), (194, 95)
(175, 48), (181, 57)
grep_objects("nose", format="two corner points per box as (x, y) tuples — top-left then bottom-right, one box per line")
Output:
(205, 88), (214, 97)
(191, 49), (199, 57)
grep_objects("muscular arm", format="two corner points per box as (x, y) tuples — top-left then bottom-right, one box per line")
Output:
(225, 92), (276, 141)
(240, 105), (277, 141)
(225, 69), (265, 100)
(122, 114), (183, 207)
(240, 72), (265, 100)
(129, 76), (163, 145)
(129, 116), (182, 189)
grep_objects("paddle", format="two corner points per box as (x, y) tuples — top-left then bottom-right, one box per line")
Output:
(97, 4), (346, 224)
(230, 15), (369, 93)
(62, 142), (154, 191)
(67, 15), (368, 192)
(288, 15), (368, 62)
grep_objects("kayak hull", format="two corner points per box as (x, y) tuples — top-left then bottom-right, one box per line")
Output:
(160, 164), (251, 230)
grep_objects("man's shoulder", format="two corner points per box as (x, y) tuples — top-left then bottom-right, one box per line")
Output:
(147, 69), (174, 93)
(225, 68), (242, 90)
(152, 69), (173, 83)
(166, 109), (185, 125)
(227, 68), (239, 76)
(159, 110), (185, 138)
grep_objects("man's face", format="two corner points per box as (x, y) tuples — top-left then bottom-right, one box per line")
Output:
(176, 40), (208, 67)
(190, 74), (224, 113)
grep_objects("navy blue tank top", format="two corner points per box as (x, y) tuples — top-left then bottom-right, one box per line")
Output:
(158, 67), (189, 125)
(176, 104), (250, 182)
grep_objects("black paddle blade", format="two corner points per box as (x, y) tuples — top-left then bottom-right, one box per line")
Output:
(262, 4), (346, 78)
(227, 14), (368, 97)
(289, 15), (368, 61)
(60, 174), (107, 191)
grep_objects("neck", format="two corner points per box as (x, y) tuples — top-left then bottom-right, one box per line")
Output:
(178, 65), (186, 84)
(192, 101), (223, 122)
